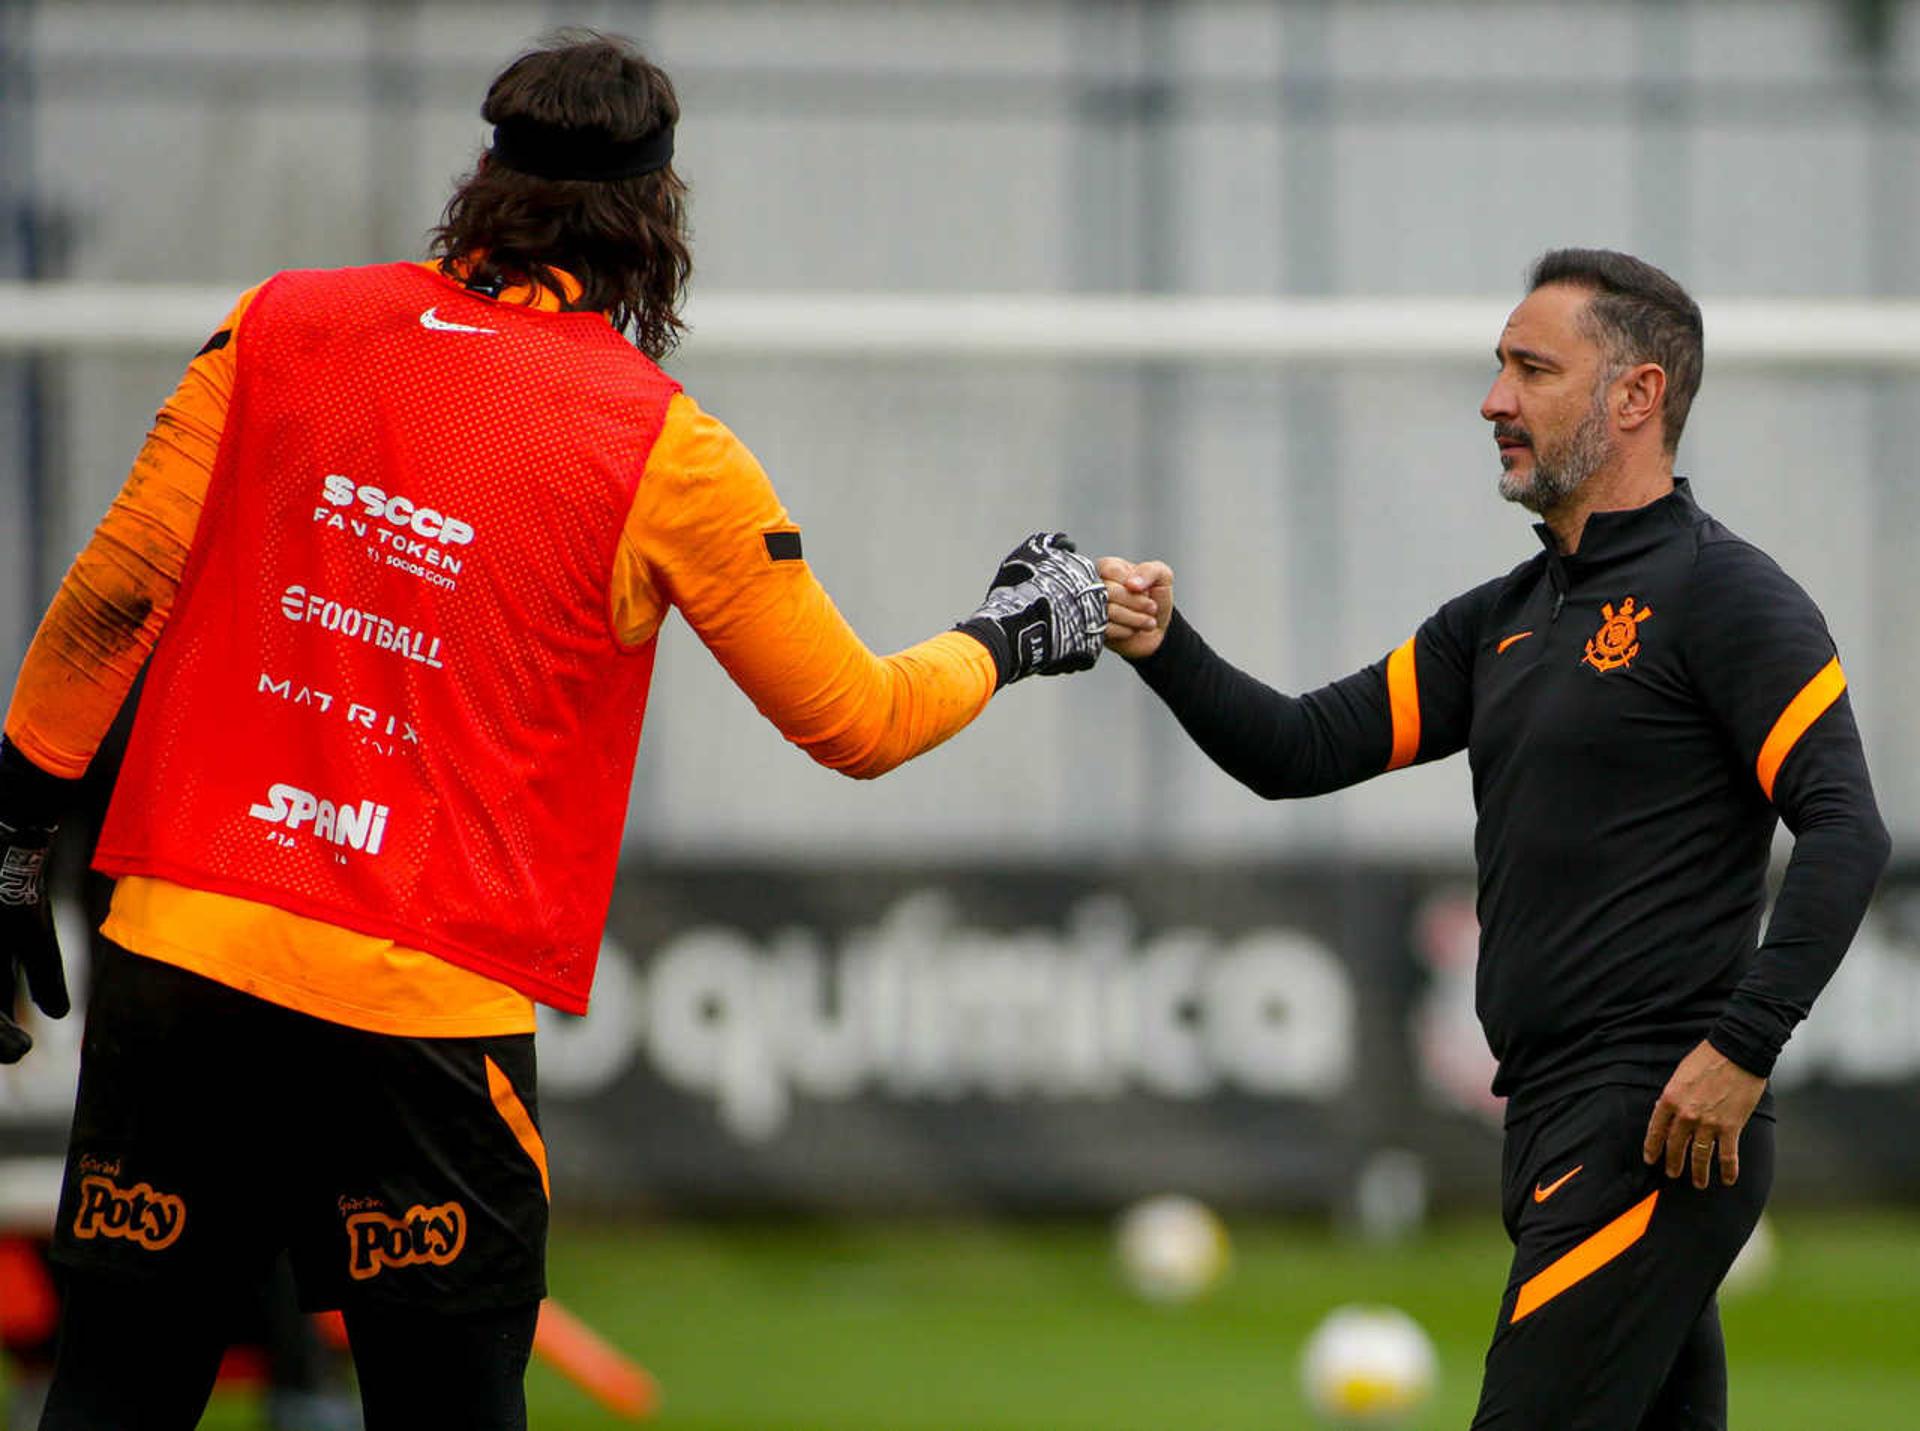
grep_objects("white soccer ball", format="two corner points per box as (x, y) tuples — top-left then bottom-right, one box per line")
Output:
(1113, 1194), (1230, 1303)
(1300, 1304), (1438, 1424)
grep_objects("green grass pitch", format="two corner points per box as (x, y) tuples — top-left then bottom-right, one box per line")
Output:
(36, 1208), (1920, 1429)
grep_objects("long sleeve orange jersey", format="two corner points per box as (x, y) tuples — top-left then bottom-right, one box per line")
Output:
(4, 268), (997, 1036)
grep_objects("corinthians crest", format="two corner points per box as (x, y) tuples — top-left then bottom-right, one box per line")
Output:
(1583, 597), (1652, 673)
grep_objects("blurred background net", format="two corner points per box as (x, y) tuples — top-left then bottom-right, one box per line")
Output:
(2, 3), (1917, 1427)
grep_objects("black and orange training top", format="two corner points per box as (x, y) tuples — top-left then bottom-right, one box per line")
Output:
(1133, 480), (1890, 1116)
(3, 265), (997, 1038)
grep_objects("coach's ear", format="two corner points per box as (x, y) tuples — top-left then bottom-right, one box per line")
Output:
(1611, 362), (1666, 438)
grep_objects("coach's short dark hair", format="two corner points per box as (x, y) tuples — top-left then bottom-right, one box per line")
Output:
(430, 30), (690, 359)
(1528, 249), (1703, 453)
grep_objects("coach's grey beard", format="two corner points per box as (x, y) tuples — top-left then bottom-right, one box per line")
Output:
(1500, 393), (1614, 515)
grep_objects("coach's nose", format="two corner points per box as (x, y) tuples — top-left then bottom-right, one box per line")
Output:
(1481, 372), (1518, 424)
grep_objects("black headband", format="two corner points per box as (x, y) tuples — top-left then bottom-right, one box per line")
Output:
(488, 116), (674, 182)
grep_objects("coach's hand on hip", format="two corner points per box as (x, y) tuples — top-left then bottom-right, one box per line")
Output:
(1643, 1039), (1767, 1190)
(0, 817), (69, 1063)
(1097, 557), (1174, 661)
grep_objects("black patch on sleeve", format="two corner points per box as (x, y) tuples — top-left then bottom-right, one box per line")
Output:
(763, 531), (804, 562)
(195, 329), (232, 358)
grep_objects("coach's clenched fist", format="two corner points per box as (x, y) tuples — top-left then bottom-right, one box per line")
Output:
(1097, 556), (1174, 661)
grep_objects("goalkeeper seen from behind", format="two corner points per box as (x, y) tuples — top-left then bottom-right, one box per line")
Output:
(0, 31), (1105, 1431)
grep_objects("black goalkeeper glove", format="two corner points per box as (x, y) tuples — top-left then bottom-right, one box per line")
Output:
(0, 739), (74, 1063)
(0, 818), (67, 1062)
(957, 532), (1108, 688)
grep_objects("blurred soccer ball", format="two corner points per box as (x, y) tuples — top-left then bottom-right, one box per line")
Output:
(1300, 1304), (1437, 1424)
(1113, 1194), (1229, 1303)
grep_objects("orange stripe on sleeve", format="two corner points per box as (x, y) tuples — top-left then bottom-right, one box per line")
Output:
(1754, 657), (1846, 802)
(1510, 1191), (1659, 1324)
(485, 1055), (551, 1200)
(1385, 637), (1421, 771)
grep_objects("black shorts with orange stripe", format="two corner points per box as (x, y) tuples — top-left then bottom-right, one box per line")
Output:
(50, 940), (549, 1313)
(1471, 1082), (1774, 1431)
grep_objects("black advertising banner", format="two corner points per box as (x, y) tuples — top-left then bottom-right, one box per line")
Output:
(6, 863), (1920, 1213)
(535, 861), (1920, 1212)
(538, 863), (1424, 1214)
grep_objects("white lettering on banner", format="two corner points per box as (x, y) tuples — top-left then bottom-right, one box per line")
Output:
(247, 783), (390, 855)
(257, 673), (420, 753)
(536, 893), (1357, 1144)
(320, 474), (475, 547)
(278, 586), (445, 669)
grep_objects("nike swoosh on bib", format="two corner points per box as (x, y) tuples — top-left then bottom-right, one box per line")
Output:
(419, 307), (497, 335)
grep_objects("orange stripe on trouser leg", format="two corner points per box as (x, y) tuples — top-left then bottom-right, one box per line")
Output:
(485, 1055), (550, 1200)
(1385, 638), (1421, 771)
(1755, 657), (1846, 801)
(1510, 1191), (1659, 1324)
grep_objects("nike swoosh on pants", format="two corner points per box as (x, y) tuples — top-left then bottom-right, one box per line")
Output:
(1533, 1164), (1583, 1203)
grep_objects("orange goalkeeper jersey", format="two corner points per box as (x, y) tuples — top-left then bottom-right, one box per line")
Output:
(5, 266), (997, 1037)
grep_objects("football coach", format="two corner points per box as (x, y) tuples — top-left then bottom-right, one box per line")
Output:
(1097, 249), (1892, 1429)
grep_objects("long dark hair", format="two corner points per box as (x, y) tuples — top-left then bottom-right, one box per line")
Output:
(430, 31), (691, 359)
